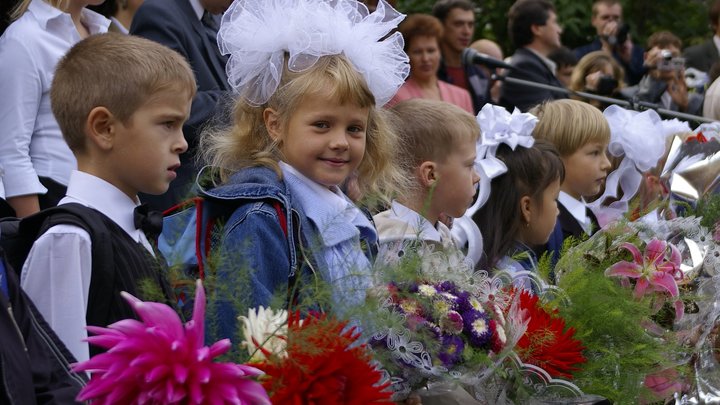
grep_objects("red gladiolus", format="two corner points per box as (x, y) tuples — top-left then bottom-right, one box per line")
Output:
(515, 290), (586, 379)
(255, 313), (392, 404)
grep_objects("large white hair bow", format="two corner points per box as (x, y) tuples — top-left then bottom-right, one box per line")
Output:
(451, 104), (536, 267)
(217, 0), (409, 106)
(588, 105), (689, 224)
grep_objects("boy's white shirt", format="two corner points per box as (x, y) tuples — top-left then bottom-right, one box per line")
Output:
(374, 200), (452, 245)
(20, 170), (153, 363)
(557, 191), (592, 235)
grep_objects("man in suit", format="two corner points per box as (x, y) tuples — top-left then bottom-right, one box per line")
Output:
(432, 0), (490, 113)
(683, 0), (720, 73)
(131, 0), (233, 211)
(499, 0), (567, 112)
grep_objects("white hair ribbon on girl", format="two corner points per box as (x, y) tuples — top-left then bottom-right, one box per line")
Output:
(471, 104), (537, 215)
(217, 0), (409, 107)
(451, 104), (537, 267)
(588, 105), (689, 225)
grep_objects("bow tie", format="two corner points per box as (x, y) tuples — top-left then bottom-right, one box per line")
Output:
(133, 204), (163, 237)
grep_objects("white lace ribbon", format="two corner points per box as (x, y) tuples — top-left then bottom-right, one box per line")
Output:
(217, 0), (409, 106)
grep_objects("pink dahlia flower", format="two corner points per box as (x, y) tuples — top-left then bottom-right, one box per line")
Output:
(73, 280), (270, 405)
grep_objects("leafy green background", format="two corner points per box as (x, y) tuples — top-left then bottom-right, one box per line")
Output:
(396, 0), (712, 55)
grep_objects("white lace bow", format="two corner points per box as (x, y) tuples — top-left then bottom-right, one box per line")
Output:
(217, 0), (409, 106)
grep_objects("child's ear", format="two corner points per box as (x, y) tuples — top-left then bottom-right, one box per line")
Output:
(86, 106), (116, 151)
(263, 108), (282, 142)
(418, 161), (437, 187)
(520, 195), (532, 224)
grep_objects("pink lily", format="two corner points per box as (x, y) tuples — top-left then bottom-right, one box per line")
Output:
(605, 239), (685, 320)
(73, 280), (270, 405)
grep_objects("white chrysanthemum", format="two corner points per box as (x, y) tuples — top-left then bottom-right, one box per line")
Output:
(238, 306), (289, 362)
(418, 284), (436, 296)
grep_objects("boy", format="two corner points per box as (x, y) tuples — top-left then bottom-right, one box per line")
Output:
(20, 33), (195, 363)
(375, 99), (480, 257)
(530, 99), (611, 260)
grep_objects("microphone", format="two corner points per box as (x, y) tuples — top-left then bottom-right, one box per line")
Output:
(462, 48), (514, 70)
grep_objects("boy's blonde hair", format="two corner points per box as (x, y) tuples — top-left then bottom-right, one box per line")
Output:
(389, 99), (479, 185)
(11, 0), (66, 20)
(51, 33), (196, 154)
(530, 99), (610, 156)
(201, 54), (403, 202)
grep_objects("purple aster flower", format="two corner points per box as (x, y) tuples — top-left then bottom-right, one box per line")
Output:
(463, 309), (493, 348)
(437, 334), (465, 368)
(437, 281), (458, 295)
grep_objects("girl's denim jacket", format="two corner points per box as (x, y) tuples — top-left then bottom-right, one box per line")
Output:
(204, 166), (375, 340)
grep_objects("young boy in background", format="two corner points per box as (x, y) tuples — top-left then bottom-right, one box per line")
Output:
(375, 99), (480, 258)
(531, 99), (612, 262)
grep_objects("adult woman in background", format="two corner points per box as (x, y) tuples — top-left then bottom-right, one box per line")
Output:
(0, 0), (108, 217)
(570, 50), (625, 110)
(387, 13), (473, 113)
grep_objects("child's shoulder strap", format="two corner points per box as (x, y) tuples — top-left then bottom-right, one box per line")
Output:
(0, 203), (114, 279)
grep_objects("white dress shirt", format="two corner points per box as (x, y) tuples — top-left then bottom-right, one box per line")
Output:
(21, 171), (153, 363)
(189, 0), (205, 19)
(0, 0), (108, 197)
(558, 191), (592, 235)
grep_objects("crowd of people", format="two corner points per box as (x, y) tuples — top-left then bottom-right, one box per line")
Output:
(0, 0), (718, 402)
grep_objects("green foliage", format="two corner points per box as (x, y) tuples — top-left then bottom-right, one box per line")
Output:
(395, 0), (712, 56)
(694, 192), (720, 229)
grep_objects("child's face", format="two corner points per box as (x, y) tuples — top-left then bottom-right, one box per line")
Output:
(561, 141), (611, 200)
(431, 137), (480, 219)
(278, 92), (369, 189)
(106, 90), (190, 198)
(524, 179), (561, 246)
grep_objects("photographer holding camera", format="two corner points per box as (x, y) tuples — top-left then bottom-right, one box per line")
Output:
(574, 0), (645, 85)
(621, 31), (703, 115)
(570, 51), (624, 110)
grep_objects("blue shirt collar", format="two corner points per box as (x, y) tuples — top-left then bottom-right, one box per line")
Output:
(279, 162), (376, 247)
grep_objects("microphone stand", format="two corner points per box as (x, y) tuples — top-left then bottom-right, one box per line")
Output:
(494, 73), (716, 124)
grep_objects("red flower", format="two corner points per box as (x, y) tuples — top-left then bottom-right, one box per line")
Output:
(255, 313), (391, 404)
(514, 290), (586, 379)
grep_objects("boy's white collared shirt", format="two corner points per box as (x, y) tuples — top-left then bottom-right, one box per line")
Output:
(557, 191), (592, 235)
(20, 170), (153, 364)
(375, 200), (449, 245)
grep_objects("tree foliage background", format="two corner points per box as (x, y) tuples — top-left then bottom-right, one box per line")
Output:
(396, 0), (712, 55)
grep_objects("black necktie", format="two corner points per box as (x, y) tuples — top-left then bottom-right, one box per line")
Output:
(134, 204), (163, 238)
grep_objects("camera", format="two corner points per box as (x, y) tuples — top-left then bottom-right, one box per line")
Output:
(606, 23), (630, 46)
(657, 49), (685, 71)
(596, 75), (618, 96)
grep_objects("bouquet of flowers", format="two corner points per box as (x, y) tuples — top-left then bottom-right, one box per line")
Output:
(361, 244), (597, 403)
(239, 306), (393, 404)
(548, 216), (716, 403)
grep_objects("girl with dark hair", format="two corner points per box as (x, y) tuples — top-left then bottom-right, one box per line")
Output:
(473, 140), (564, 288)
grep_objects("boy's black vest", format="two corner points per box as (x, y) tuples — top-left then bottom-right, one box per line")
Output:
(2, 203), (174, 356)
